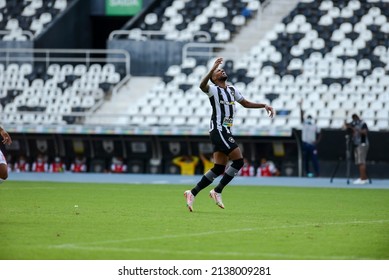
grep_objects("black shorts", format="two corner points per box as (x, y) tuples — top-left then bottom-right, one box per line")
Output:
(209, 129), (239, 155)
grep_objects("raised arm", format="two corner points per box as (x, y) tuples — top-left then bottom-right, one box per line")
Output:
(199, 57), (223, 93)
(239, 99), (275, 118)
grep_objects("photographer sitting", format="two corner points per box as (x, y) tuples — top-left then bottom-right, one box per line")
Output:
(345, 114), (369, 185)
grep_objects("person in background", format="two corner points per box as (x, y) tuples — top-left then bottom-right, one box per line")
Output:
(70, 154), (87, 173)
(173, 155), (199, 176)
(299, 100), (321, 177)
(0, 125), (12, 181)
(256, 158), (280, 177)
(14, 155), (30, 172)
(31, 153), (48, 172)
(238, 158), (255, 176)
(199, 153), (214, 174)
(49, 156), (66, 172)
(345, 114), (369, 184)
(110, 156), (127, 173)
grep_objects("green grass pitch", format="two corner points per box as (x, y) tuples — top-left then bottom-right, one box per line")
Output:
(1, 181), (388, 260)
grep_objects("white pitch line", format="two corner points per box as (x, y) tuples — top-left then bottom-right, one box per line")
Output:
(48, 244), (373, 260)
(52, 219), (389, 249)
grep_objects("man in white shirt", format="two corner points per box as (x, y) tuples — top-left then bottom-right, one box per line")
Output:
(300, 101), (320, 177)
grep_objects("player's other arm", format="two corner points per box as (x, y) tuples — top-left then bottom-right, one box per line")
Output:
(0, 125), (12, 145)
(239, 99), (274, 118)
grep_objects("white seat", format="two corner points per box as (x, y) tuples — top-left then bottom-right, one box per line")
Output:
(211, 21), (225, 33)
(144, 116), (158, 126)
(288, 58), (303, 70)
(245, 117), (258, 126)
(317, 119), (330, 128)
(22, 4), (36, 16)
(145, 13), (158, 25)
(130, 116), (144, 126)
(361, 109), (375, 120)
(348, 0), (361, 10)
(247, 0), (260, 11)
(288, 118), (300, 128)
(381, 22), (389, 33)
(30, 18), (43, 32)
(165, 65), (181, 76)
(376, 120), (389, 130)
(259, 117), (272, 126)
(172, 116), (186, 126)
(376, 110), (388, 119)
(166, 106), (180, 116)
(330, 119), (345, 129)
(6, 19), (19, 30)
(158, 116), (172, 125)
(273, 117), (286, 127)
(319, 1), (333, 10)
(215, 6), (228, 18)
(54, 0), (67, 11)
(318, 107), (332, 118)
(40, 13), (52, 25)
(374, 15), (386, 26)
(370, 100), (383, 110)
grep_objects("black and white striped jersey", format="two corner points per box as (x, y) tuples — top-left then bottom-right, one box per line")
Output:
(204, 84), (244, 133)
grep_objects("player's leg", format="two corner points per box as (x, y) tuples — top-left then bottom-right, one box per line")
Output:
(213, 147), (244, 194)
(312, 145), (320, 177)
(302, 142), (310, 176)
(184, 145), (229, 211)
(359, 145), (369, 181)
(184, 155), (226, 211)
(208, 147), (244, 209)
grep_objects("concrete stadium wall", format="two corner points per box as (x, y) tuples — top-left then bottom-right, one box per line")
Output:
(108, 39), (185, 76)
(4, 130), (389, 178)
(34, 0), (92, 49)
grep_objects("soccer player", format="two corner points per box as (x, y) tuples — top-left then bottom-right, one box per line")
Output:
(0, 125), (12, 182)
(184, 57), (274, 211)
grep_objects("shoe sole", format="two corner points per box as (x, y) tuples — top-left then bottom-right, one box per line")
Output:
(209, 192), (225, 209)
(184, 192), (193, 212)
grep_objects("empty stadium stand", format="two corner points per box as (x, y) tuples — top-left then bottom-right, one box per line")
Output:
(0, 0), (70, 40)
(122, 0), (389, 132)
(1, 0), (388, 178)
(0, 48), (129, 125)
(113, 0), (265, 42)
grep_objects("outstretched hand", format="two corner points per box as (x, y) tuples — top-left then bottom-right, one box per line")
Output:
(265, 105), (275, 118)
(0, 129), (12, 145)
(212, 57), (223, 72)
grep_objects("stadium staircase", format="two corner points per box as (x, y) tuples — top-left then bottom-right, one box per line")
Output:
(85, 76), (160, 125)
(224, 0), (302, 53)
